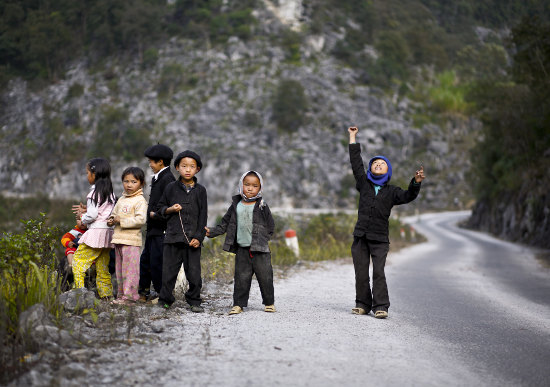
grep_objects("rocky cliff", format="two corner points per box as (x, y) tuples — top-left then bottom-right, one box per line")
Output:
(466, 182), (550, 249)
(0, 1), (477, 213)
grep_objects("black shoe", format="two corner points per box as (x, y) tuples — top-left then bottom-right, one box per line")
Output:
(189, 305), (204, 313)
(157, 301), (170, 309)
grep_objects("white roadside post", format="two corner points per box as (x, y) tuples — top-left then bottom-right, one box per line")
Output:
(285, 229), (300, 257)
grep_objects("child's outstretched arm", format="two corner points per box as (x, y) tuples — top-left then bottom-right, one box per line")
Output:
(348, 126), (367, 189)
(206, 204), (232, 238)
(393, 165), (425, 205)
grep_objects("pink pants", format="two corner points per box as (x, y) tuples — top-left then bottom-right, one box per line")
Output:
(114, 244), (141, 301)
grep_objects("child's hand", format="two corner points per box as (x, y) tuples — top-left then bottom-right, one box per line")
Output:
(72, 203), (86, 218)
(205, 226), (210, 237)
(167, 204), (182, 213)
(107, 215), (119, 226)
(348, 126), (358, 143)
(415, 166), (425, 183)
(76, 219), (83, 229)
(68, 241), (76, 248)
(150, 211), (156, 218)
(189, 238), (200, 248)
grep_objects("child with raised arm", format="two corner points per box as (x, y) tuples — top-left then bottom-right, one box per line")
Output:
(108, 167), (148, 305)
(157, 150), (207, 312)
(205, 171), (276, 315)
(138, 144), (175, 302)
(348, 126), (424, 319)
(73, 158), (116, 299)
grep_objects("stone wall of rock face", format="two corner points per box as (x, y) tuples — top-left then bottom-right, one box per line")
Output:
(0, 11), (477, 212)
(466, 186), (550, 249)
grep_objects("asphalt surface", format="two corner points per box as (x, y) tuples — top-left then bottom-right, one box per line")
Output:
(394, 211), (550, 386)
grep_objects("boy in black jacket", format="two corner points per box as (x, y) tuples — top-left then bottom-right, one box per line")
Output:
(348, 126), (425, 319)
(157, 150), (207, 312)
(139, 144), (175, 302)
(205, 170), (275, 315)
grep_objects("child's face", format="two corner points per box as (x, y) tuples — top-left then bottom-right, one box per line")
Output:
(86, 167), (95, 184)
(176, 157), (199, 182)
(370, 159), (388, 176)
(148, 158), (164, 174)
(242, 175), (261, 199)
(123, 173), (142, 195)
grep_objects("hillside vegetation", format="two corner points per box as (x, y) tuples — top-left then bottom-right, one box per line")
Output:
(1, 0), (549, 246)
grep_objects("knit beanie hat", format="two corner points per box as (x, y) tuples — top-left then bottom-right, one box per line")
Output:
(367, 156), (392, 186)
(174, 150), (202, 169)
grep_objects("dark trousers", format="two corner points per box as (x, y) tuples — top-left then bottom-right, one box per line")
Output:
(159, 243), (202, 306)
(351, 236), (390, 313)
(234, 246), (274, 307)
(139, 235), (164, 294)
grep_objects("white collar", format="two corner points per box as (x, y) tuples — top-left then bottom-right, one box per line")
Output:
(153, 166), (169, 180)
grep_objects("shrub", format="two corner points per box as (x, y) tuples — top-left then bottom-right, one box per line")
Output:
(157, 63), (186, 98)
(66, 83), (84, 99)
(428, 71), (470, 114)
(142, 48), (159, 69)
(88, 106), (151, 161)
(0, 214), (63, 382)
(272, 79), (308, 132)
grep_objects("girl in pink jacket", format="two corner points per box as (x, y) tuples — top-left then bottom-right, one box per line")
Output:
(73, 158), (116, 299)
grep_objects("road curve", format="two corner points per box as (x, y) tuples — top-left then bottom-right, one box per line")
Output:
(394, 211), (550, 386)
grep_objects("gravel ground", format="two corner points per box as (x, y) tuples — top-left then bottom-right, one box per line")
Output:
(14, 259), (484, 387)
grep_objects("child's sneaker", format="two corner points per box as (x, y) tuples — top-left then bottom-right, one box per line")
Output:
(228, 306), (243, 315)
(264, 305), (276, 313)
(352, 307), (367, 315)
(158, 302), (170, 310)
(374, 309), (388, 319)
(189, 305), (204, 313)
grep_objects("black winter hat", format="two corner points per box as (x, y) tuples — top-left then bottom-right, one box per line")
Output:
(144, 144), (173, 160)
(174, 150), (203, 169)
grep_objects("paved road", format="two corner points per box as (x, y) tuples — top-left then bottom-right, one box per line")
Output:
(394, 211), (550, 386)
(22, 211), (549, 386)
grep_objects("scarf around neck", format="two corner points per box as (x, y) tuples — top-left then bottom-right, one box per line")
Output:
(367, 156), (393, 186)
(239, 170), (264, 203)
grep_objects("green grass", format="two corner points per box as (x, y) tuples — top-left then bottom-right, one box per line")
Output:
(201, 212), (424, 282)
(0, 214), (64, 382)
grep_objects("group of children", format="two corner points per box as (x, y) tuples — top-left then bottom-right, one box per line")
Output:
(63, 144), (276, 314)
(62, 126), (425, 319)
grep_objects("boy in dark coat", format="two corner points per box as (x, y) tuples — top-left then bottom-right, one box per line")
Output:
(348, 126), (425, 319)
(157, 150), (207, 312)
(206, 170), (276, 315)
(138, 144), (175, 302)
